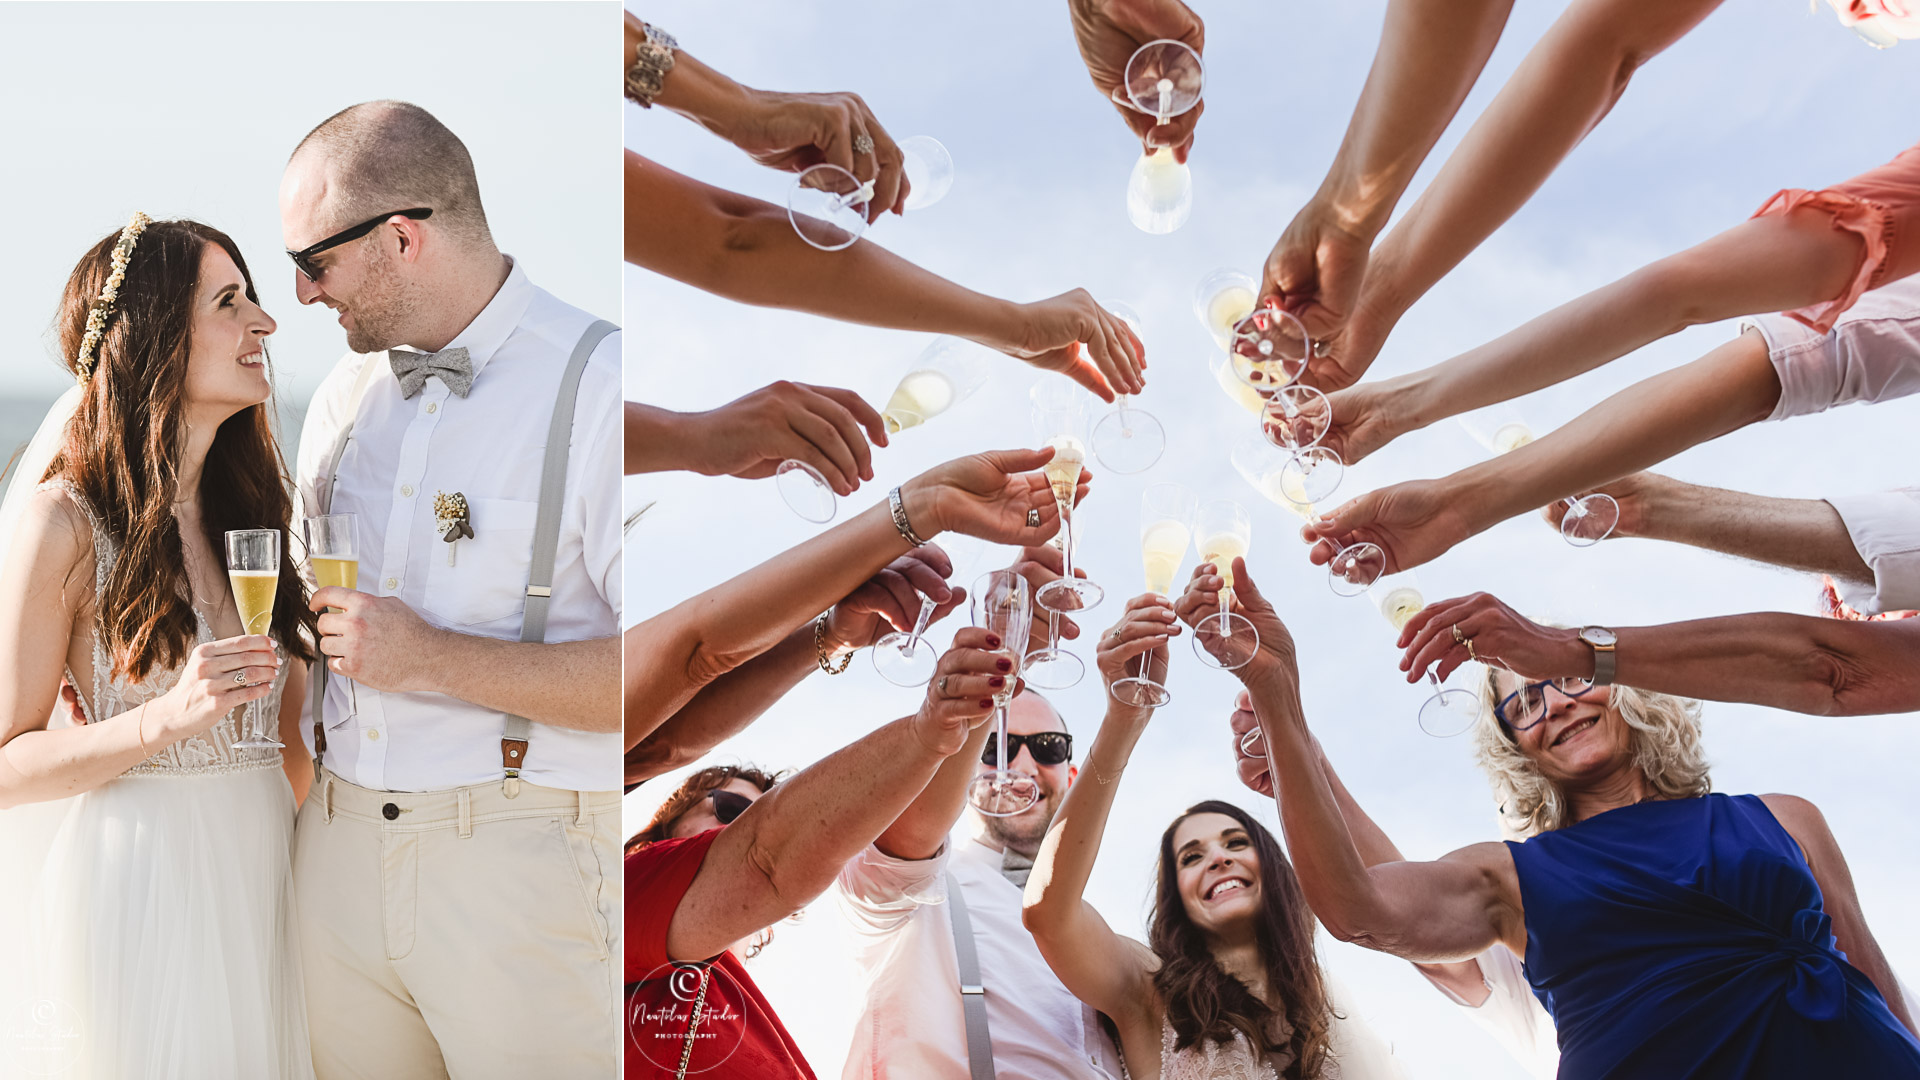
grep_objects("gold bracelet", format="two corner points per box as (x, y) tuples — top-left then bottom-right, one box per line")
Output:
(814, 612), (853, 674)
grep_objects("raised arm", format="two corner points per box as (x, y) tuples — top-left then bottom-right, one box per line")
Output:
(1021, 594), (1178, 1027)
(625, 449), (1060, 748)
(1315, 0), (1724, 387)
(1762, 793), (1916, 1036)
(624, 151), (1142, 400)
(1400, 592), (1920, 718)
(624, 384), (887, 498)
(665, 630), (1002, 961)
(1174, 558), (1521, 963)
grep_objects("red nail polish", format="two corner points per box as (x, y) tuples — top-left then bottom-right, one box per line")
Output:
(986, 634), (1001, 648)
(989, 676), (1005, 688)
(996, 658), (1012, 672)
(979, 698), (994, 708)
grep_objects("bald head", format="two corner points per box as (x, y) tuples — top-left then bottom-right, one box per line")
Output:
(287, 101), (492, 250)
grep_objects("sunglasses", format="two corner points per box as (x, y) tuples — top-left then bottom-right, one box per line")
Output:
(980, 731), (1073, 768)
(1495, 677), (1600, 736)
(706, 789), (753, 825)
(286, 207), (433, 281)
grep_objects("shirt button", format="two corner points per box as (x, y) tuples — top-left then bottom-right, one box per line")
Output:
(367, 729), (380, 742)
(382, 802), (399, 820)
(426, 403), (437, 414)
(401, 484), (415, 497)
(385, 577), (398, 590)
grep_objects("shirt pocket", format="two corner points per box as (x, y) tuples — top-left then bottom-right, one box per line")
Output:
(422, 496), (539, 631)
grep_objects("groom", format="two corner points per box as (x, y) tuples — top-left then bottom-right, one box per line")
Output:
(283, 101), (622, 1079)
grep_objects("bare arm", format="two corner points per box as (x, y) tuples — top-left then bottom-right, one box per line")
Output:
(873, 713), (993, 861)
(279, 660), (310, 806)
(665, 632), (1000, 961)
(1401, 593), (1920, 718)
(623, 152), (1141, 400)
(1762, 794), (1916, 1036)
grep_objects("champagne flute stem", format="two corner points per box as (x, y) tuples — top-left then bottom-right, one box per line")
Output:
(995, 706), (1009, 779)
(1045, 609), (1060, 648)
(903, 596), (937, 653)
(1058, 497), (1077, 583)
(1218, 591), (1233, 639)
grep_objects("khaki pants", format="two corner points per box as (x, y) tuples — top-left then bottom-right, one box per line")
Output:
(293, 768), (620, 1080)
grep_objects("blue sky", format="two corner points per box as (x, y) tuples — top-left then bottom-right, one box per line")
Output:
(628, 3), (1920, 1075)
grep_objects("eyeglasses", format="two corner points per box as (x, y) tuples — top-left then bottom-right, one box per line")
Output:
(1495, 678), (1599, 735)
(706, 789), (753, 825)
(286, 207), (432, 281)
(980, 731), (1073, 768)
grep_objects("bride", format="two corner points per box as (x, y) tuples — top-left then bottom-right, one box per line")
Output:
(0, 215), (317, 1078)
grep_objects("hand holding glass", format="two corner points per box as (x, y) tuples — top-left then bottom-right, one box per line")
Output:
(969, 571), (1038, 817)
(225, 528), (284, 749)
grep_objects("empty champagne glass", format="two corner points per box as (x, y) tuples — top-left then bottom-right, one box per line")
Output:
(1368, 570), (1481, 737)
(1122, 40), (1202, 234)
(1112, 483), (1197, 708)
(305, 513), (359, 720)
(970, 570), (1038, 817)
(787, 136), (955, 250)
(1025, 382), (1104, 688)
(225, 528), (284, 749)
(1451, 412), (1620, 546)
(871, 534), (988, 687)
(1090, 300), (1165, 475)
(1191, 500), (1259, 670)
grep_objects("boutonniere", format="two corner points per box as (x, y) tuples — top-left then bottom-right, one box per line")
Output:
(434, 491), (475, 565)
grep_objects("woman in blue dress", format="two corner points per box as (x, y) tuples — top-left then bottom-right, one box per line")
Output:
(1175, 560), (1920, 1078)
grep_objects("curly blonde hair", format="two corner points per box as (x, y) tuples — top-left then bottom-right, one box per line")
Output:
(1473, 667), (1711, 839)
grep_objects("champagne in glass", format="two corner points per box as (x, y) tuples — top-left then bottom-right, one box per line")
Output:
(1193, 268), (1257, 347)
(225, 528), (283, 749)
(880, 337), (990, 434)
(1026, 379), (1102, 688)
(1367, 571), (1480, 737)
(970, 571), (1038, 817)
(1121, 41), (1202, 235)
(305, 513), (360, 719)
(1191, 500), (1258, 670)
(1114, 484), (1198, 709)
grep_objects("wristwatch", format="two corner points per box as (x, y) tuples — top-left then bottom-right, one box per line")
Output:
(1578, 626), (1618, 686)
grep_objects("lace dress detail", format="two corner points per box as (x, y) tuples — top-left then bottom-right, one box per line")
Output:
(1157, 1016), (1283, 1080)
(46, 479), (285, 776)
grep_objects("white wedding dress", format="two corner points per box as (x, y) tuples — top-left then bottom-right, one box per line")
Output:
(0, 480), (312, 1080)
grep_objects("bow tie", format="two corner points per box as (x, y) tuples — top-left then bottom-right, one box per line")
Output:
(388, 347), (474, 399)
(1000, 847), (1035, 888)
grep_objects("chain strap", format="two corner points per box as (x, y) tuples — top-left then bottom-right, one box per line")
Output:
(675, 964), (712, 1080)
(814, 612), (853, 674)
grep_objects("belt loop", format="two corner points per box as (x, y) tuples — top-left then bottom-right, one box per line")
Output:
(575, 790), (589, 827)
(457, 788), (473, 839)
(322, 776), (335, 823)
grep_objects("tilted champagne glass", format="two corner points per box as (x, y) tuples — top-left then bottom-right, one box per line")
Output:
(1024, 380), (1105, 690)
(1089, 300), (1165, 474)
(1233, 303), (1345, 504)
(1367, 570), (1481, 737)
(775, 336), (992, 523)
(970, 570), (1038, 817)
(1112, 483), (1197, 708)
(1230, 434), (1384, 597)
(871, 533), (988, 687)
(1452, 410), (1619, 546)
(1190, 499), (1259, 670)
(1122, 39), (1201, 234)
(786, 136), (955, 251)
(225, 528), (284, 749)
(305, 513), (359, 719)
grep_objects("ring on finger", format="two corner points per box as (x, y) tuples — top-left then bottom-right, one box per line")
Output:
(937, 675), (949, 696)
(1026, 509), (1042, 528)
(853, 133), (874, 156)
(232, 670), (250, 686)
(1465, 638), (1478, 660)
(1451, 624), (1465, 645)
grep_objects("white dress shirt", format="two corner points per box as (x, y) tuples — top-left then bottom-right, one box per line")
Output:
(295, 258), (622, 793)
(1744, 277), (1920, 614)
(835, 836), (1126, 1080)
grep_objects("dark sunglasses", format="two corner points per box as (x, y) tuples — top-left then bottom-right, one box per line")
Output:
(980, 731), (1073, 768)
(1495, 677), (1600, 736)
(286, 207), (433, 281)
(706, 789), (753, 825)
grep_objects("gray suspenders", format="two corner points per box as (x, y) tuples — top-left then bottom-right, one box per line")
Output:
(946, 872), (998, 1080)
(309, 319), (618, 786)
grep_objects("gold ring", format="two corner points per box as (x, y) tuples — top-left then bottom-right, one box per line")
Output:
(937, 675), (949, 696)
(1026, 509), (1042, 528)
(1465, 638), (1478, 660)
(233, 671), (250, 686)
(1451, 624), (1465, 645)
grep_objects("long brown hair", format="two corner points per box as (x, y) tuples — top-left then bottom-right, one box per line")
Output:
(48, 219), (316, 680)
(1150, 800), (1333, 1078)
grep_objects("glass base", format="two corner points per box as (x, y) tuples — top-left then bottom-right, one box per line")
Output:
(1111, 676), (1171, 709)
(1192, 611), (1259, 670)
(1036, 577), (1104, 614)
(1023, 647), (1084, 690)
(1283, 446), (1344, 504)
(788, 164), (869, 251)
(1326, 542), (1386, 597)
(1561, 493), (1620, 547)
(1238, 727), (1265, 757)
(1091, 409), (1165, 475)
(1418, 687), (1481, 738)
(968, 771), (1039, 817)
(872, 634), (937, 687)
(776, 460), (836, 523)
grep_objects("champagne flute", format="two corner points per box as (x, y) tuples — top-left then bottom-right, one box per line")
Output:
(1112, 483), (1197, 708)
(1025, 381), (1104, 688)
(1191, 500), (1259, 670)
(1367, 570), (1481, 737)
(1232, 304), (1345, 503)
(1193, 268), (1258, 348)
(1227, 435), (1382, 596)
(786, 136), (955, 251)
(1089, 301), (1165, 474)
(1122, 39), (1202, 234)
(305, 513), (359, 720)
(1451, 413), (1620, 546)
(871, 533), (987, 687)
(225, 528), (284, 749)
(970, 570), (1038, 817)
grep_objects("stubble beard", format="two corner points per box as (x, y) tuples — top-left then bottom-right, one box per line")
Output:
(342, 254), (423, 354)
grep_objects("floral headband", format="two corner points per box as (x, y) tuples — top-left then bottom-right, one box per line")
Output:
(73, 211), (153, 385)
